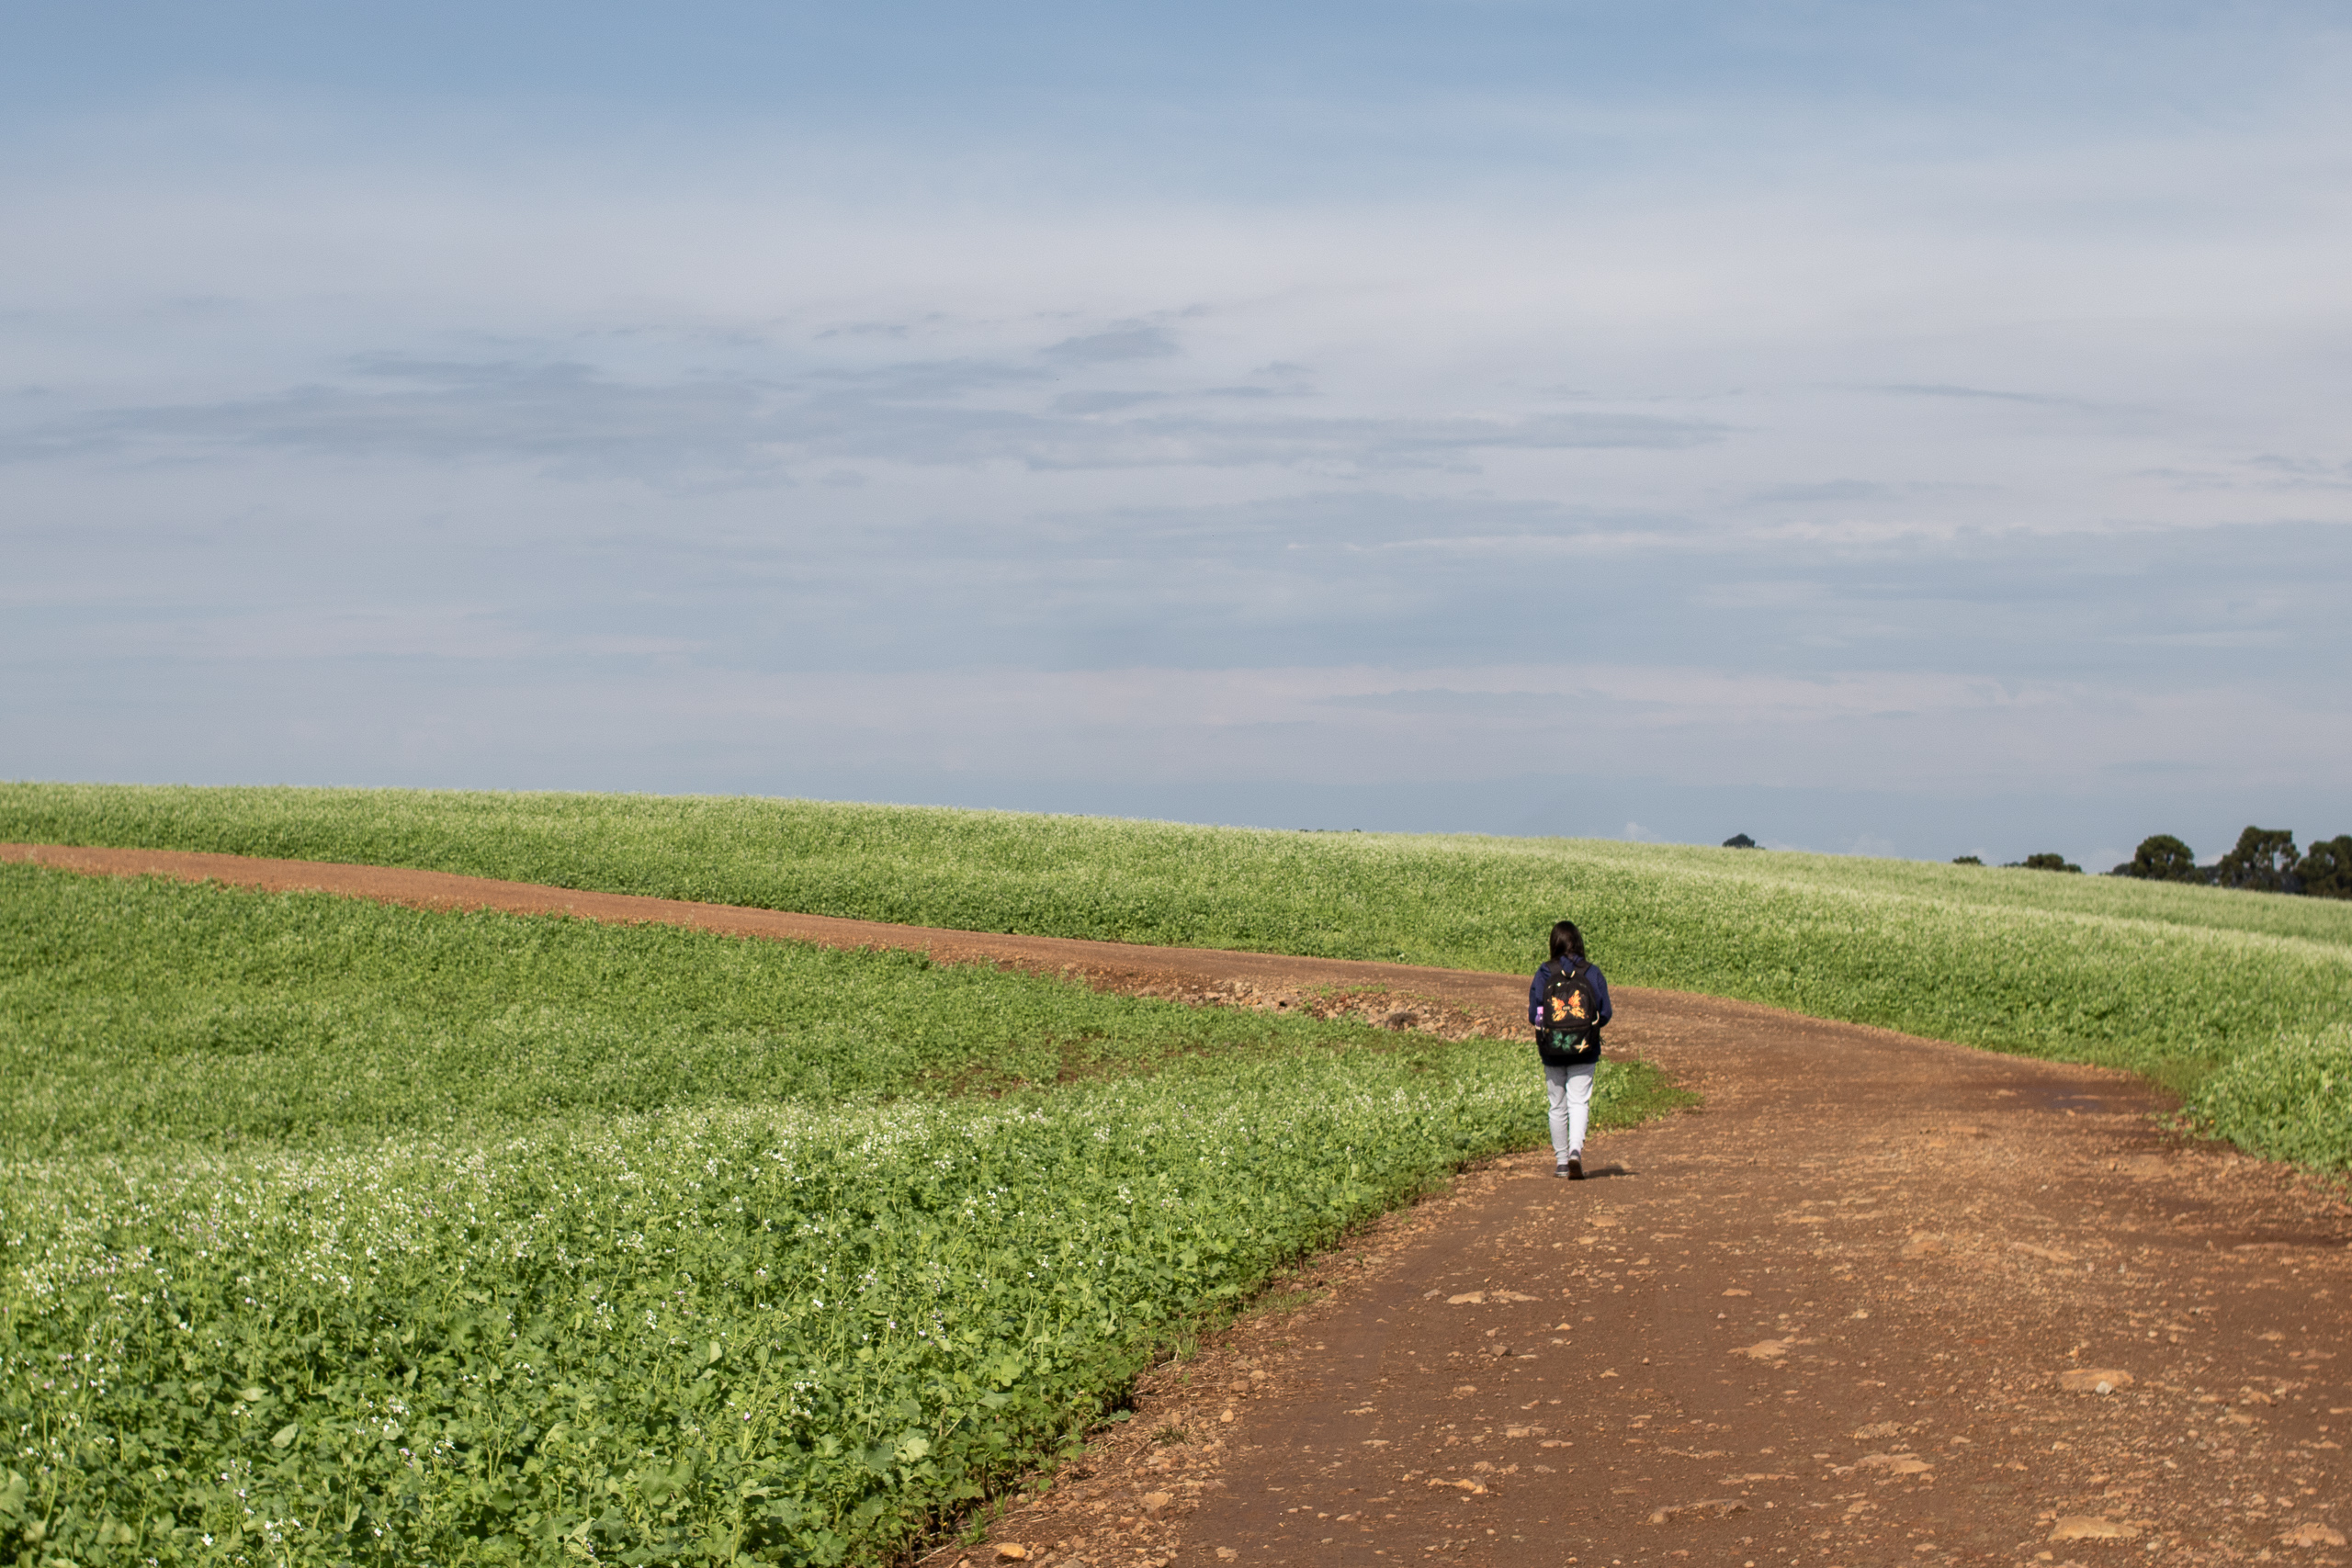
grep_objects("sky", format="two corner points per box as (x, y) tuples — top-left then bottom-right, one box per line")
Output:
(4, 1), (2348, 868)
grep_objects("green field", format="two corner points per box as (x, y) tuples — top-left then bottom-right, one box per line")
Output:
(6, 781), (2349, 1098)
(6, 779), (2349, 1564)
(0, 863), (1685, 1565)
(0, 863), (1426, 1156)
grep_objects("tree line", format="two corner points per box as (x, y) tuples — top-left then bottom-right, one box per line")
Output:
(1945, 827), (2352, 898)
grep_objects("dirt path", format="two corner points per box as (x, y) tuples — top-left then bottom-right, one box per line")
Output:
(998, 1028), (2350, 1568)
(10, 844), (2351, 1566)
(0, 842), (1532, 1032)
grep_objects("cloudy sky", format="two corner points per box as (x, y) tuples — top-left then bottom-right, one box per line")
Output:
(6, 1), (2347, 866)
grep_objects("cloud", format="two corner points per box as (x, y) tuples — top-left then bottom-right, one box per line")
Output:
(2, 352), (1724, 484)
(6, 362), (780, 487)
(4, 1), (2350, 860)
(1745, 479), (1896, 504)
(1869, 382), (2087, 407)
(2243, 454), (2352, 491)
(1041, 322), (1182, 363)
(1051, 389), (1167, 413)
(380, 659), (2349, 800)
(55, 605), (704, 663)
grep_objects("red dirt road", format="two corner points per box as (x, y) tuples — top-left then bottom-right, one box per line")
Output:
(9, 844), (2351, 1567)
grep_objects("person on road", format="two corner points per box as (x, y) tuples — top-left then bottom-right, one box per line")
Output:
(1529, 919), (1611, 1179)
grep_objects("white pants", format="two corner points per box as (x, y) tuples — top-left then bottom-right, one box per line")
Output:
(1544, 1061), (1595, 1163)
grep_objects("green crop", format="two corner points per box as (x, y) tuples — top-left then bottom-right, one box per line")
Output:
(6, 782), (2347, 1088)
(6, 1060), (1629, 1563)
(8, 775), (2346, 1559)
(0, 863), (1411, 1156)
(2183, 1024), (2352, 1169)
(1, 863), (1688, 1564)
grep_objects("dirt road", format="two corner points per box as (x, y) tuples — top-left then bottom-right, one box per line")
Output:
(10, 843), (2349, 1566)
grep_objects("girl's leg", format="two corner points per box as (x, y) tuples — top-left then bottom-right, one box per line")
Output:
(1564, 1063), (1596, 1159)
(1544, 1063), (1572, 1165)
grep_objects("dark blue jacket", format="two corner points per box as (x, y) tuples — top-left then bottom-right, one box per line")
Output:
(1528, 957), (1613, 1029)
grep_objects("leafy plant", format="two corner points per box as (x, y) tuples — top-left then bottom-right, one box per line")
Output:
(2184, 1024), (2352, 1169)
(7, 783), (2346, 1088)
(0, 858), (1690, 1564)
(1, 1050), (1677, 1565)
(0, 863), (1407, 1156)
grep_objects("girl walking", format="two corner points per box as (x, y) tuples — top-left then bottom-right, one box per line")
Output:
(1529, 919), (1612, 1179)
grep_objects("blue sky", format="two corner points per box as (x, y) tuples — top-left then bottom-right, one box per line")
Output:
(5, 1), (2347, 867)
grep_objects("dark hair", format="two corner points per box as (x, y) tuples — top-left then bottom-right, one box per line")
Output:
(1548, 920), (1585, 963)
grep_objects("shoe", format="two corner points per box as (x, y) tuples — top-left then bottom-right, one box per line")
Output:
(1566, 1154), (1585, 1180)
(1554, 1163), (1572, 1179)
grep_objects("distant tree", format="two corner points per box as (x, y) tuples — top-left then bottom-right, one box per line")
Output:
(2212, 826), (2300, 893)
(2010, 852), (2083, 873)
(2294, 834), (2352, 899)
(2110, 834), (2201, 882)
(1723, 833), (1758, 849)
(1951, 854), (1983, 865)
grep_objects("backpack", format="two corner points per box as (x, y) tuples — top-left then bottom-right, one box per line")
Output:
(1535, 958), (1603, 1066)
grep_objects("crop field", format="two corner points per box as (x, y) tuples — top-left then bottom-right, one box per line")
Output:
(2186, 1021), (2352, 1169)
(5, 781), (2348, 1563)
(7, 781), (2349, 1102)
(0, 864), (1426, 1156)
(0, 864), (1684, 1563)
